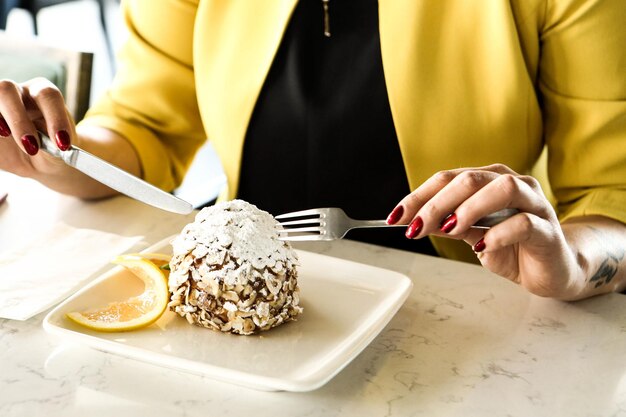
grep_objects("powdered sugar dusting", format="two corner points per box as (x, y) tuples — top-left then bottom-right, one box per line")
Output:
(169, 200), (298, 288)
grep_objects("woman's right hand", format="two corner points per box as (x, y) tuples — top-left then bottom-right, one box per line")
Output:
(0, 77), (141, 199)
(0, 77), (77, 179)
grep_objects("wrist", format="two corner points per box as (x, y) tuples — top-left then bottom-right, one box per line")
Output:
(559, 218), (626, 300)
(558, 245), (594, 301)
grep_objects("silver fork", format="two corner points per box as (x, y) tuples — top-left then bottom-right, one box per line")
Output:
(276, 207), (518, 241)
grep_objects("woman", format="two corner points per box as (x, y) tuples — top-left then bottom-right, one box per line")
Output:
(0, 0), (625, 300)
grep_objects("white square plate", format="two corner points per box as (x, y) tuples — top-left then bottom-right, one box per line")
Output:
(43, 237), (413, 391)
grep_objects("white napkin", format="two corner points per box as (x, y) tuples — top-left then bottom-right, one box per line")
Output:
(0, 223), (143, 320)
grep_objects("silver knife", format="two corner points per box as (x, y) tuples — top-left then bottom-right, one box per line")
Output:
(39, 133), (193, 214)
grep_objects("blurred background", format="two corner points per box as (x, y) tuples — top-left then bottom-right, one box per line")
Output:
(4, 0), (123, 105)
(2, 0), (225, 207)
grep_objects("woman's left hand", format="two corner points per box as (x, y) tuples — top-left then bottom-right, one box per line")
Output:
(387, 164), (583, 299)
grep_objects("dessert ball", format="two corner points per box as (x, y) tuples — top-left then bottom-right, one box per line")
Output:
(168, 200), (302, 335)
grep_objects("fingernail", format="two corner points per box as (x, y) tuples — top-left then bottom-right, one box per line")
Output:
(0, 119), (10, 137)
(405, 216), (423, 239)
(55, 130), (71, 151)
(21, 135), (39, 155)
(473, 238), (486, 253)
(386, 205), (404, 225)
(440, 213), (457, 234)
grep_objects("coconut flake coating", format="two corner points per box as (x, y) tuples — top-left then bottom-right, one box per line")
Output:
(168, 200), (302, 335)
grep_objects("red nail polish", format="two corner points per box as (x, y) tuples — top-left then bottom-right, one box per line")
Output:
(0, 119), (10, 137)
(473, 238), (486, 252)
(21, 135), (39, 155)
(440, 213), (457, 234)
(405, 216), (423, 239)
(386, 205), (404, 225)
(55, 130), (71, 151)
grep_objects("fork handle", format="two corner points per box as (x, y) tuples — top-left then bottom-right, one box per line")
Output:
(351, 220), (404, 228)
(471, 208), (519, 229)
(350, 208), (519, 230)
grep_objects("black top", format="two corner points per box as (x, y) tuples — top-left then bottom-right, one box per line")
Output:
(237, 0), (436, 255)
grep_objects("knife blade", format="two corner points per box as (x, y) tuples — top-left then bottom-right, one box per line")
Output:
(39, 133), (193, 214)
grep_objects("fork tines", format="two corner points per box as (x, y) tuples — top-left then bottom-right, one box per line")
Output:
(275, 209), (327, 240)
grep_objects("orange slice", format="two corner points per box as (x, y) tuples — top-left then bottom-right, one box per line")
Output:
(125, 252), (172, 272)
(66, 254), (171, 332)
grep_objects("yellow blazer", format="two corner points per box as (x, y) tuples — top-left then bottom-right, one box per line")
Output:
(81, 0), (626, 262)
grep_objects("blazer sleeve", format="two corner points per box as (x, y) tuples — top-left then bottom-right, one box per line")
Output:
(539, 0), (626, 224)
(78, 0), (206, 192)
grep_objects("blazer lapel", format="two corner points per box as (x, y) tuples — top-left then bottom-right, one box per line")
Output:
(194, 0), (298, 199)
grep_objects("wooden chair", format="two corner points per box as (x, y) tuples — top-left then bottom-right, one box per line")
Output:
(0, 32), (93, 121)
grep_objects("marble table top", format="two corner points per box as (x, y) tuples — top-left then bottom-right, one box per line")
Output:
(1, 171), (626, 417)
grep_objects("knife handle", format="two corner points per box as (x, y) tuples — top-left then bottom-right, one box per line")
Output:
(39, 132), (70, 160)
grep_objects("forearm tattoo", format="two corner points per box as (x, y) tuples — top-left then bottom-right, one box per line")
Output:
(587, 227), (625, 288)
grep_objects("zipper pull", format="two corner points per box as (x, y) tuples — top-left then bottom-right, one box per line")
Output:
(322, 0), (331, 37)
